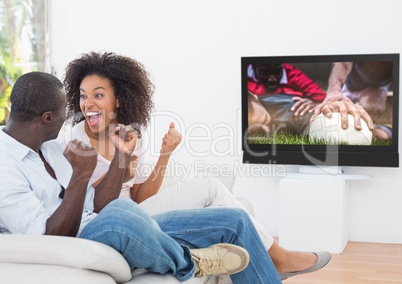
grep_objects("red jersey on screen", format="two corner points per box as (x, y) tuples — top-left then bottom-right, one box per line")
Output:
(248, 63), (326, 103)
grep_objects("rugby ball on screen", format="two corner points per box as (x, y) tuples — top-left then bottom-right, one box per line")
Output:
(309, 113), (372, 145)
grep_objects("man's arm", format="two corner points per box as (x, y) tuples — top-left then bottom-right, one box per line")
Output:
(314, 62), (353, 114)
(45, 140), (97, 236)
(311, 62), (374, 130)
(326, 62), (353, 99)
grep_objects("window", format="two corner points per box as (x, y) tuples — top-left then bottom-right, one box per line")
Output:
(0, 0), (49, 124)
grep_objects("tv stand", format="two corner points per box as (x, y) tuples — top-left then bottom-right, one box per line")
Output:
(299, 165), (343, 175)
(285, 165), (372, 180)
(278, 167), (372, 254)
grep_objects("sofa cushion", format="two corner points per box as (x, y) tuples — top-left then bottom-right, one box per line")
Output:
(0, 234), (132, 283)
(130, 268), (225, 283)
(0, 263), (118, 284)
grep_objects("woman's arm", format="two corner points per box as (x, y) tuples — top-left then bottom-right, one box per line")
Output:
(131, 154), (170, 203)
(131, 122), (182, 203)
(93, 125), (138, 212)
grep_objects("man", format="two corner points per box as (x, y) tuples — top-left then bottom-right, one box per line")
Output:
(0, 72), (281, 283)
(248, 63), (326, 134)
(312, 61), (393, 139)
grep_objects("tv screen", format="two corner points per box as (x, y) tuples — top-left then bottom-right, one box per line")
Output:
(242, 53), (399, 168)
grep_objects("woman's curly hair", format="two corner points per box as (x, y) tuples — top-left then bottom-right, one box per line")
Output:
(63, 51), (154, 128)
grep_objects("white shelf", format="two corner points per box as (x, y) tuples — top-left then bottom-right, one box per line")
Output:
(279, 170), (373, 254)
(279, 178), (351, 253)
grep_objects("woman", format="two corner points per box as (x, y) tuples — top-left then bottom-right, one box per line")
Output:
(59, 51), (331, 280)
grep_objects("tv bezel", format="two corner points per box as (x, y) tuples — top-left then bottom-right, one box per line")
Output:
(241, 53), (400, 168)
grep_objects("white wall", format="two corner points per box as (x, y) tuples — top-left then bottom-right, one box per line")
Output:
(50, 0), (402, 244)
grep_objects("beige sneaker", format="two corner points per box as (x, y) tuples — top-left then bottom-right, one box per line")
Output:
(190, 243), (250, 278)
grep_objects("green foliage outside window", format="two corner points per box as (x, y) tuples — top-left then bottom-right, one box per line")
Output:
(0, 0), (48, 124)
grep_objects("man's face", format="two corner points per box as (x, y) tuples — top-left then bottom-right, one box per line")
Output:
(254, 64), (283, 92)
(49, 90), (67, 140)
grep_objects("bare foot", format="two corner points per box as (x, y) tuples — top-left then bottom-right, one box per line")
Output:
(275, 251), (317, 273)
(268, 242), (317, 273)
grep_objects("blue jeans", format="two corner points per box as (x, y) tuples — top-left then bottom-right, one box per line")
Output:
(80, 199), (281, 283)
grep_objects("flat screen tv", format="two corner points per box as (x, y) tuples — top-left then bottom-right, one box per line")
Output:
(241, 53), (399, 169)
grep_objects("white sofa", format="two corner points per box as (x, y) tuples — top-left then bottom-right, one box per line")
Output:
(0, 234), (230, 284)
(0, 170), (251, 284)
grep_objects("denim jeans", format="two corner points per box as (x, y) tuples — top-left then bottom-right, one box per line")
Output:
(139, 174), (274, 251)
(80, 199), (281, 283)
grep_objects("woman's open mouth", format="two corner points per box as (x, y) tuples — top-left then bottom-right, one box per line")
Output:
(86, 111), (101, 127)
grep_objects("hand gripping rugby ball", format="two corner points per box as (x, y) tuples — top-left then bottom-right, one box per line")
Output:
(309, 112), (373, 145)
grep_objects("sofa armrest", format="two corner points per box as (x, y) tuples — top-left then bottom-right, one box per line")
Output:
(0, 234), (132, 283)
(235, 197), (255, 217)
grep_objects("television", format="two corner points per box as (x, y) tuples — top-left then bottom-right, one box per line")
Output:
(241, 53), (399, 170)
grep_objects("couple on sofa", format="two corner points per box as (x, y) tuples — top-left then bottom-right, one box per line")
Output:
(0, 51), (331, 283)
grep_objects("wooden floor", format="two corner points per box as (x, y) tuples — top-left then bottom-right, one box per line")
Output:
(283, 241), (402, 284)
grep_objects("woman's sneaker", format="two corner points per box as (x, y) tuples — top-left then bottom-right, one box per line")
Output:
(190, 243), (250, 277)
